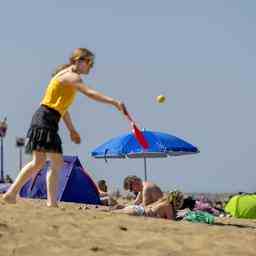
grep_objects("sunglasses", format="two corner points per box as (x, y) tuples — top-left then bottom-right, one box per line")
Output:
(79, 57), (94, 67)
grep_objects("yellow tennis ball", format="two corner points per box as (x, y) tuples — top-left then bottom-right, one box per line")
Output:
(157, 95), (166, 103)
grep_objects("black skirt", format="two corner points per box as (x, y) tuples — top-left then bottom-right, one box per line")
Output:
(25, 105), (63, 154)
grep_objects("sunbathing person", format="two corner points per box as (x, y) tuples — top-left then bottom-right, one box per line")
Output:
(123, 175), (163, 206)
(112, 191), (184, 220)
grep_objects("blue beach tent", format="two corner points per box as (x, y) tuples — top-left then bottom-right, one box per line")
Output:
(20, 156), (101, 205)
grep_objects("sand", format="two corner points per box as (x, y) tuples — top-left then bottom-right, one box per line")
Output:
(0, 198), (256, 256)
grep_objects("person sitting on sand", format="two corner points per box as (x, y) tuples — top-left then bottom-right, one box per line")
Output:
(123, 175), (163, 206)
(97, 179), (118, 206)
(98, 180), (108, 197)
(112, 190), (184, 220)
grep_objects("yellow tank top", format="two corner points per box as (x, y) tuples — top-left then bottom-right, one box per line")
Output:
(41, 79), (77, 116)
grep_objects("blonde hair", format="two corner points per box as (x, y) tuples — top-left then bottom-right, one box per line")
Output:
(52, 48), (95, 77)
(167, 191), (184, 210)
(151, 191), (184, 211)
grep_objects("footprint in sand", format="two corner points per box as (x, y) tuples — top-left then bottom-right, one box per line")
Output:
(90, 246), (103, 252)
(118, 225), (128, 231)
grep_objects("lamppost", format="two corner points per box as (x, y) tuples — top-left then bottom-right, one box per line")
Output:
(0, 117), (8, 183)
(16, 137), (25, 171)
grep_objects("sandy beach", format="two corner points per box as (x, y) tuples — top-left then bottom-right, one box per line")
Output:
(0, 198), (256, 256)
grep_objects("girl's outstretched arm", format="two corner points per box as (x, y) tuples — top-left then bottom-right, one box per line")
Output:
(60, 72), (127, 114)
(75, 82), (126, 114)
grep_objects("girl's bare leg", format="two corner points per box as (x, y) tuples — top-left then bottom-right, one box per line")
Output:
(3, 151), (46, 204)
(46, 153), (64, 207)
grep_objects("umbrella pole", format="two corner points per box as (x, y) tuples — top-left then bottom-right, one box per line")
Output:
(143, 157), (147, 181)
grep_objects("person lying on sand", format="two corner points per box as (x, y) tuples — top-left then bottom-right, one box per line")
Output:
(112, 191), (184, 220)
(123, 175), (163, 206)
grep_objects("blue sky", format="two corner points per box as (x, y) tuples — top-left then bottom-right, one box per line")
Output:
(0, 1), (255, 192)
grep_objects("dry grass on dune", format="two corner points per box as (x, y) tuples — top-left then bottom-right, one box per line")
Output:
(0, 198), (256, 256)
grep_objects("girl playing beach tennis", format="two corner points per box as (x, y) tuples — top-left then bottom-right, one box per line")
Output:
(3, 48), (127, 207)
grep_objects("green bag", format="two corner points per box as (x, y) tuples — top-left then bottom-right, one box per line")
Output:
(185, 211), (215, 224)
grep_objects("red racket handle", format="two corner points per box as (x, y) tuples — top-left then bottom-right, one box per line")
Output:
(123, 107), (133, 123)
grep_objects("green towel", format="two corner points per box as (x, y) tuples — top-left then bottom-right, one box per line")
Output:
(185, 211), (215, 224)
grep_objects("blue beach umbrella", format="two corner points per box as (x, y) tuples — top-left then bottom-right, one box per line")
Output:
(91, 130), (199, 180)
